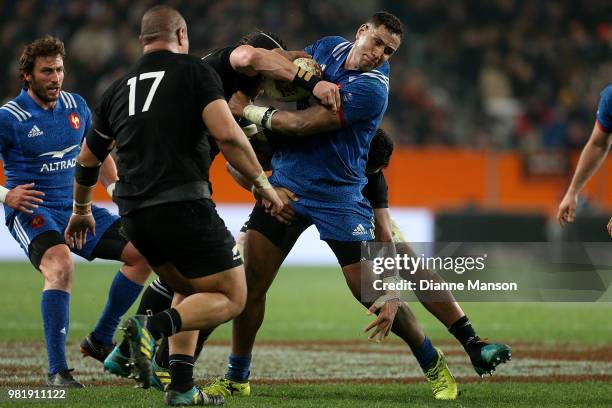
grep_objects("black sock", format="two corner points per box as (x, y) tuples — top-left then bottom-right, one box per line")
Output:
(136, 281), (173, 316)
(448, 315), (480, 350)
(146, 308), (182, 341)
(168, 354), (195, 393)
(155, 327), (213, 369)
(156, 337), (170, 368)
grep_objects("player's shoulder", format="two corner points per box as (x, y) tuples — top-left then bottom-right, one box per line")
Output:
(59, 90), (88, 111)
(600, 84), (612, 101)
(314, 36), (351, 55)
(0, 97), (31, 124)
(349, 65), (390, 97)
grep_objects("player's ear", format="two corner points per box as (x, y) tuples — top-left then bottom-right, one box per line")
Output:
(356, 23), (369, 40)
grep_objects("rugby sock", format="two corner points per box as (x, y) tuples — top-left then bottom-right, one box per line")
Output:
(168, 354), (195, 393)
(93, 271), (143, 345)
(41, 290), (70, 375)
(448, 315), (480, 349)
(155, 328), (212, 369)
(226, 354), (251, 382)
(411, 336), (438, 371)
(146, 308), (182, 341)
(136, 281), (172, 316)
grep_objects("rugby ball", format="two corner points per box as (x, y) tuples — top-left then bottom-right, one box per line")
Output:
(262, 57), (322, 102)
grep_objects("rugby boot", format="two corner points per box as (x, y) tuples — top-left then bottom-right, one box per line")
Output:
(424, 348), (458, 400)
(122, 315), (156, 388)
(151, 356), (171, 391)
(47, 369), (85, 388)
(103, 345), (131, 377)
(204, 377), (250, 397)
(80, 333), (114, 363)
(165, 386), (224, 406)
(467, 339), (512, 377)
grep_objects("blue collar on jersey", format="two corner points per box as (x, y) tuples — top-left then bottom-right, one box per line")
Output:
(17, 88), (66, 113)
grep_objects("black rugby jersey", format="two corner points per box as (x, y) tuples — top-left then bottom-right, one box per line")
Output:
(363, 170), (389, 209)
(93, 50), (225, 215)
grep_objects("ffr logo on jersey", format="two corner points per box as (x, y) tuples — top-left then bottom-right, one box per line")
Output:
(68, 112), (81, 130)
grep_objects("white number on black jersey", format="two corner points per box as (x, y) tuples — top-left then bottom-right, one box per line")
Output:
(127, 71), (165, 116)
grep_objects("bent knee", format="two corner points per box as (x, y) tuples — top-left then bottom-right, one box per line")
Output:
(40, 246), (74, 289)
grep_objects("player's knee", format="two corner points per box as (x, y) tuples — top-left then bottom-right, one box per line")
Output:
(40, 246), (73, 289)
(120, 244), (151, 283)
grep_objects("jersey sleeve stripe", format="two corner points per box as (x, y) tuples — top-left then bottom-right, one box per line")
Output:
(60, 92), (68, 108)
(67, 92), (77, 109)
(360, 73), (389, 90)
(14, 218), (31, 247)
(1, 105), (26, 121)
(596, 119), (612, 133)
(6, 101), (31, 119)
(332, 43), (352, 59)
(331, 41), (350, 56)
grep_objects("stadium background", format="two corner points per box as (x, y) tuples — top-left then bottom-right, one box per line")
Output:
(0, 1), (611, 407)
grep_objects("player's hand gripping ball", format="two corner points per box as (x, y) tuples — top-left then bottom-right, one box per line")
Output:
(263, 58), (322, 102)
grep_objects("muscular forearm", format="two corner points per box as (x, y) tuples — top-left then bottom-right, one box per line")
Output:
(218, 137), (264, 182)
(226, 162), (253, 192)
(567, 139), (610, 195)
(99, 155), (118, 189)
(270, 109), (340, 137)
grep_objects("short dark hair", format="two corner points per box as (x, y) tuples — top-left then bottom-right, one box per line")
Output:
(239, 31), (287, 50)
(367, 128), (394, 170)
(369, 11), (404, 38)
(19, 36), (65, 88)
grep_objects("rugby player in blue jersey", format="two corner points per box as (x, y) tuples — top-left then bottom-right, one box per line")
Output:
(203, 11), (465, 400)
(0, 37), (150, 387)
(558, 84), (612, 233)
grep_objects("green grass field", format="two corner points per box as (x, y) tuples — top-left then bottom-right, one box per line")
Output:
(1, 261), (611, 407)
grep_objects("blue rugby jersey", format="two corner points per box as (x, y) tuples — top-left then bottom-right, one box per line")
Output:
(0, 89), (91, 210)
(269, 36), (390, 207)
(596, 84), (612, 133)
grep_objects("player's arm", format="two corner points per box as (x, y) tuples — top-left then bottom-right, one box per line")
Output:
(99, 155), (118, 198)
(229, 90), (341, 137)
(229, 45), (340, 111)
(557, 123), (612, 226)
(202, 99), (283, 214)
(374, 208), (393, 242)
(64, 130), (113, 249)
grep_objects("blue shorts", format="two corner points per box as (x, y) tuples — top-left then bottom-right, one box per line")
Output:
(292, 198), (375, 241)
(6, 202), (119, 260)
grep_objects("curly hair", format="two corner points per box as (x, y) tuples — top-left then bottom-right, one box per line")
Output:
(19, 36), (65, 88)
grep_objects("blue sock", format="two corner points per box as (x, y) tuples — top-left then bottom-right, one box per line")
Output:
(93, 271), (144, 345)
(412, 336), (439, 370)
(226, 354), (251, 382)
(41, 289), (70, 375)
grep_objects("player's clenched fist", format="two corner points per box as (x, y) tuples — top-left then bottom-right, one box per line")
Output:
(313, 81), (341, 113)
(4, 183), (45, 214)
(557, 192), (577, 227)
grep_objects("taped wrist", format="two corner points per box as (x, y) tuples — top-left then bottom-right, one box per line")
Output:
(251, 171), (272, 192)
(75, 162), (101, 187)
(241, 123), (259, 138)
(0, 185), (9, 203)
(243, 105), (277, 130)
(73, 199), (92, 215)
(292, 67), (321, 93)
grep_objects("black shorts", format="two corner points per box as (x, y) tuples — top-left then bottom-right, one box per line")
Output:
(246, 203), (366, 267)
(121, 199), (242, 278)
(29, 219), (128, 270)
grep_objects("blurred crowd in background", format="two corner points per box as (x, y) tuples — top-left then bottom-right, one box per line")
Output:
(0, 0), (610, 149)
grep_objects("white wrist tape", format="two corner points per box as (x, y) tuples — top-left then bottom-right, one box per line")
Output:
(251, 171), (272, 191)
(241, 124), (259, 138)
(243, 105), (277, 130)
(106, 182), (116, 198)
(0, 185), (9, 203)
(372, 293), (400, 310)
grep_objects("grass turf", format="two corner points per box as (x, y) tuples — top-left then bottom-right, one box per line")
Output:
(1, 262), (611, 344)
(2, 383), (612, 408)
